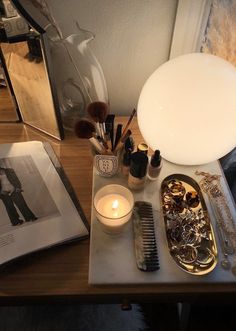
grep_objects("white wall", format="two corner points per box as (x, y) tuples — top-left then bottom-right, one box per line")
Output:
(46, 0), (177, 114)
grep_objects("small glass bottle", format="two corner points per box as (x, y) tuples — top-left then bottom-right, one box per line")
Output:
(148, 150), (162, 181)
(128, 152), (148, 190)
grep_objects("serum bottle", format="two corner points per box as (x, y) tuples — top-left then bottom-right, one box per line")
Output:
(148, 150), (162, 181)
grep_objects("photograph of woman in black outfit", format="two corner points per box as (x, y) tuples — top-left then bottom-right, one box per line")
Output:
(0, 155), (60, 234)
(0, 167), (37, 226)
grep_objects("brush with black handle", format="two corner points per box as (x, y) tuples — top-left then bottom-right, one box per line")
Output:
(105, 114), (115, 150)
(113, 124), (123, 151)
(113, 129), (132, 154)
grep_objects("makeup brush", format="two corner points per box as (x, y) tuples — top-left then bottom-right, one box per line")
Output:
(74, 119), (106, 154)
(105, 132), (112, 152)
(79, 121), (110, 151)
(113, 108), (136, 153)
(87, 102), (109, 140)
(113, 124), (123, 150)
(121, 108), (136, 139)
(105, 114), (115, 150)
(113, 129), (132, 153)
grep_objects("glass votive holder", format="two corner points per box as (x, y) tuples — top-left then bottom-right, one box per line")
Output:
(94, 184), (134, 235)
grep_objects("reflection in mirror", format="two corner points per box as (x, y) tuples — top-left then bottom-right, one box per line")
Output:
(0, 0), (64, 140)
(0, 32), (63, 139)
(0, 76), (19, 122)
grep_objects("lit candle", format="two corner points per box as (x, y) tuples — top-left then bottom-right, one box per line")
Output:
(96, 194), (131, 218)
(94, 185), (134, 234)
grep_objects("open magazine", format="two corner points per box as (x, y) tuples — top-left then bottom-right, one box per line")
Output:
(0, 141), (89, 266)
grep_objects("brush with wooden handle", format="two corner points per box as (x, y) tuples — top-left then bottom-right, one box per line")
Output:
(121, 108), (136, 139)
(114, 108), (136, 152)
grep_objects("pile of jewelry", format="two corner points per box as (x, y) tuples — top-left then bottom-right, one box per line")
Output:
(162, 177), (217, 275)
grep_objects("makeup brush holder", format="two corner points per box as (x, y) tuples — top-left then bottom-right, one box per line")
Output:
(94, 154), (119, 177)
(91, 148), (123, 177)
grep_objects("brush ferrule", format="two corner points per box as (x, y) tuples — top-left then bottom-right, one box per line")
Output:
(90, 137), (104, 154)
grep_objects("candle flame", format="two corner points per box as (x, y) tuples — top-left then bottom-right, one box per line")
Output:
(112, 199), (119, 210)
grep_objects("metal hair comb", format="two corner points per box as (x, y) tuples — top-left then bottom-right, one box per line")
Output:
(133, 201), (159, 271)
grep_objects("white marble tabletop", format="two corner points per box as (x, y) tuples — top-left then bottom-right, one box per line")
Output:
(89, 159), (236, 285)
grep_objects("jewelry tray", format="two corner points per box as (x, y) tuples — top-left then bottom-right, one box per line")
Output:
(161, 174), (217, 275)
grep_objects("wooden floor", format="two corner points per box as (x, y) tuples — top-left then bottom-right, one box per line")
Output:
(0, 86), (19, 122)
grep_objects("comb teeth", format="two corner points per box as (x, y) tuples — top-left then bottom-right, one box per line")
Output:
(133, 201), (159, 272)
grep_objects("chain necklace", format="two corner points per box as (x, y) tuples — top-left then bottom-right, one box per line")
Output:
(195, 171), (236, 275)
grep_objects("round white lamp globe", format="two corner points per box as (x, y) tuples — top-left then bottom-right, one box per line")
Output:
(137, 53), (236, 165)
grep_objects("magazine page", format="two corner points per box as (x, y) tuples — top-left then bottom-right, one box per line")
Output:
(0, 141), (89, 265)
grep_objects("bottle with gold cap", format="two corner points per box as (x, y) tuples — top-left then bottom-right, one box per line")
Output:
(137, 142), (149, 155)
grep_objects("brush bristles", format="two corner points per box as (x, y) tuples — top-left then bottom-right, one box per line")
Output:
(87, 102), (109, 123)
(74, 119), (96, 139)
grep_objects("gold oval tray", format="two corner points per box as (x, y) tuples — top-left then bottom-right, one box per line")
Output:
(161, 174), (217, 275)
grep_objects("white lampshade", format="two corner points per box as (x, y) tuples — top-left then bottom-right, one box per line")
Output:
(137, 53), (236, 165)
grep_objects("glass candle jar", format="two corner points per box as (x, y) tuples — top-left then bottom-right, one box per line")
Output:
(94, 184), (134, 234)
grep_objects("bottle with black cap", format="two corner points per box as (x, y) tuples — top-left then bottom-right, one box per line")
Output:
(128, 152), (148, 190)
(148, 150), (162, 181)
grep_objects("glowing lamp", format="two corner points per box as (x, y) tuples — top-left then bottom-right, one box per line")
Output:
(137, 53), (236, 165)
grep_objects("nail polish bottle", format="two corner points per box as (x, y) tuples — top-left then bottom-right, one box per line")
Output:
(128, 152), (148, 190)
(148, 150), (162, 181)
(122, 149), (131, 176)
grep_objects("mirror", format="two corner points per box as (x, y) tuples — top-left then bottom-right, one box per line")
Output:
(0, 0), (64, 139)
(0, 60), (20, 122)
